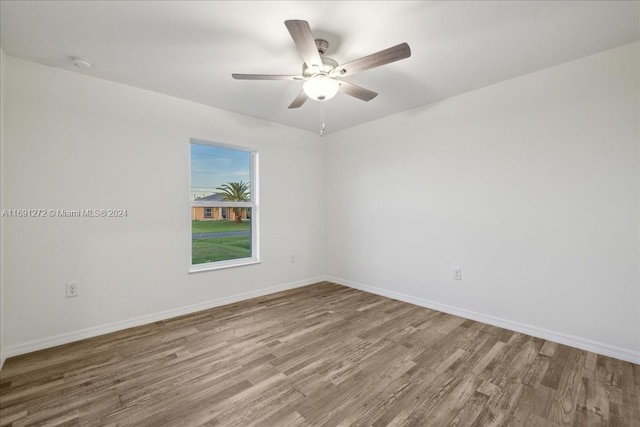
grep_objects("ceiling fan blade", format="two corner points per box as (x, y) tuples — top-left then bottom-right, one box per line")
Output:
(284, 20), (323, 69)
(338, 81), (378, 102)
(288, 91), (309, 109)
(333, 43), (411, 77)
(232, 74), (302, 80)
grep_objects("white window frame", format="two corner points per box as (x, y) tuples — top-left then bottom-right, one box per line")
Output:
(189, 139), (260, 273)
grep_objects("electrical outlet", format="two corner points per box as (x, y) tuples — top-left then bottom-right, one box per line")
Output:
(66, 282), (79, 298)
(452, 268), (462, 280)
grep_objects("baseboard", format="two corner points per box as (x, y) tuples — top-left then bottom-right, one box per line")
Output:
(3, 276), (327, 361)
(328, 276), (640, 365)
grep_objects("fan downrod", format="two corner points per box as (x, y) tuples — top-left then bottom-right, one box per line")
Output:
(315, 39), (329, 55)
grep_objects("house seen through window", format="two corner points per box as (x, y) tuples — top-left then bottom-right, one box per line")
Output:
(190, 140), (258, 271)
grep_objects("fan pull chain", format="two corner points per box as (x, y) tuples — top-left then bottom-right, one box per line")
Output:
(320, 102), (326, 137)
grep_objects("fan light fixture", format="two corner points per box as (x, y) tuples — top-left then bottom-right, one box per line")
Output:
(303, 74), (340, 101)
(232, 19), (412, 135)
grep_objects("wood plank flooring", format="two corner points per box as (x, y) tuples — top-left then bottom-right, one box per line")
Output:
(1, 282), (638, 426)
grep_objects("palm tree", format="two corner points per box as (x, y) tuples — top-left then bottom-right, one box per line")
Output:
(216, 181), (250, 223)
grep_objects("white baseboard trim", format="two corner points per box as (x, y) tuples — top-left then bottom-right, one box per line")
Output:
(3, 276), (327, 361)
(328, 276), (640, 365)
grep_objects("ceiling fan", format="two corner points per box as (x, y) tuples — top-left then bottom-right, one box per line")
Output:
(232, 20), (411, 109)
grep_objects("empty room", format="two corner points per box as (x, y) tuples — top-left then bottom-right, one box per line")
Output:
(0, 1), (638, 426)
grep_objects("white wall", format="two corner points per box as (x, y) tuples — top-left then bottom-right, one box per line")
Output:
(326, 42), (640, 363)
(0, 48), (6, 368)
(2, 56), (325, 355)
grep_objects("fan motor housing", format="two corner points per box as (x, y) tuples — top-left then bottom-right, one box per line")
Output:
(302, 57), (337, 77)
(301, 39), (336, 77)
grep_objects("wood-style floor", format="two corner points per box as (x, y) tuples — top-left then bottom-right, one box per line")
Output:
(0, 282), (638, 426)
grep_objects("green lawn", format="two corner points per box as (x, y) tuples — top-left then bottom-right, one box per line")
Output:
(192, 220), (251, 264)
(192, 219), (250, 233)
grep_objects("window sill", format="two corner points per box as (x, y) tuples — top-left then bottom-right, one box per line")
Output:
(189, 258), (261, 273)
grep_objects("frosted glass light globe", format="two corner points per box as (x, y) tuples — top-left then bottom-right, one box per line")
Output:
(303, 74), (340, 101)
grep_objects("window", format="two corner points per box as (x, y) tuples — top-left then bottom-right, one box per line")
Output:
(190, 140), (259, 271)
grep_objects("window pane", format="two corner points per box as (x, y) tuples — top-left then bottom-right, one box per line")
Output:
(192, 208), (252, 264)
(191, 143), (251, 202)
(190, 141), (255, 268)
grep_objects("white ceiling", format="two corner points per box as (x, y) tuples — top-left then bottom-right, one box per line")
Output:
(1, 1), (638, 135)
